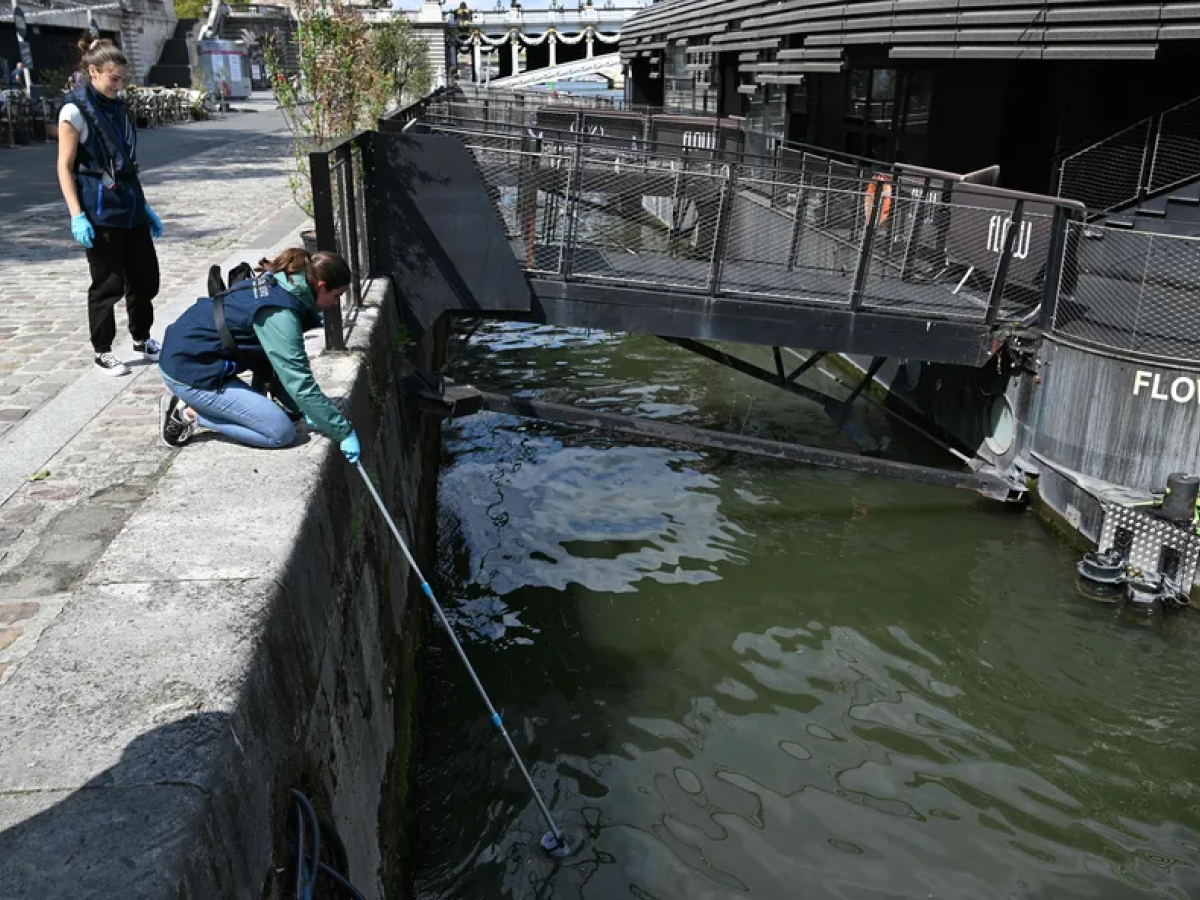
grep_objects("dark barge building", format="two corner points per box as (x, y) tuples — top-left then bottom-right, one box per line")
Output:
(619, 0), (1200, 595)
(310, 3), (1200, 612)
(621, 0), (1200, 197)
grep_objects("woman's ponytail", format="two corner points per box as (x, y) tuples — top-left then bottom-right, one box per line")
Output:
(77, 34), (127, 73)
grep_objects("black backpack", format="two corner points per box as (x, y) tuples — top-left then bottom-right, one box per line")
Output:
(206, 260), (264, 376)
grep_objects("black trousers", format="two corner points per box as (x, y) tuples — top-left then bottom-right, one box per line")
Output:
(85, 224), (160, 353)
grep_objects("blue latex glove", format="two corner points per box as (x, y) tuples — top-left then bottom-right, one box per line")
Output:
(339, 430), (361, 464)
(70, 213), (94, 249)
(144, 204), (163, 239)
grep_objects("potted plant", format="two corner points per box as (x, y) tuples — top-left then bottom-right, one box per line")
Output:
(267, 0), (430, 249)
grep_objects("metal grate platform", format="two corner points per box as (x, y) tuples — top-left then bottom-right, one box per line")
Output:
(1098, 502), (1200, 584)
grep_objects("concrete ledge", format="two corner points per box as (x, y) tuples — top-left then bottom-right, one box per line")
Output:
(0, 278), (436, 898)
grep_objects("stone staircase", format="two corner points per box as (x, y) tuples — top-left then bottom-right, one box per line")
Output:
(147, 18), (199, 89)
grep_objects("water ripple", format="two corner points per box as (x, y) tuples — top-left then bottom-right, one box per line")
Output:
(417, 323), (1200, 900)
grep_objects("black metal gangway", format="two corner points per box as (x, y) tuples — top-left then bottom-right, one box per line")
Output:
(300, 90), (1100, 503)
(311, 88), (1085, 366)
(407, 93), (1083, 366)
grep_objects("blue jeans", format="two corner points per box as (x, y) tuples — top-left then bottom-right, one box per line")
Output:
(162, 373), (296, 449)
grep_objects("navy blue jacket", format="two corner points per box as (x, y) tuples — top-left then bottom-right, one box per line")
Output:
(70, 86), (146, 230)
(160, 277), (320, 390)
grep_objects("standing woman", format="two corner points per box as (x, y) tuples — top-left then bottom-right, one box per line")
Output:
(56, 35), (164, 376)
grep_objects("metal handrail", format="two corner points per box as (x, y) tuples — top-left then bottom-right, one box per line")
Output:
(449, 121), (1074, 327)
(1055, 93), (1200, 213)
(430, 106), (1087, 214)
(425, 114), (778, 168)
(310, 87), (1082, 352)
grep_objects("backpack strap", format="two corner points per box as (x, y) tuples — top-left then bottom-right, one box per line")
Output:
(206, 263), (226, 299)
(212, 275), (277, 384)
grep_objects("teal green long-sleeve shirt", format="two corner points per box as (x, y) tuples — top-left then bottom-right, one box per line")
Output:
(251, 303), (353, 443)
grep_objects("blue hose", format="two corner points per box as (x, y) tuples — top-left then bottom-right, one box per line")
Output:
(290, 789), (367, 900)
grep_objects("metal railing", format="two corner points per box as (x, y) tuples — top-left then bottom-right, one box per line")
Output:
(1055, 94), (1200, 213)
(310, 132), (373, 351)
(454, 83), (657, 115)
(315, 86), (1103, 358)
(309, 90), (454, 349)
(434, 119), (1081, 325)
(427, 95), (886, 180)
(1052, 223), (1200, 367)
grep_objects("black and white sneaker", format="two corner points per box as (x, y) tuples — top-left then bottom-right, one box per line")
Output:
(94, 351), (131, 377)
(159, 393), (195, 448)
(134, 337), (161, 361)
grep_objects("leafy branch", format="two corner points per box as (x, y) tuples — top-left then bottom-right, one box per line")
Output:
(266, 0), (431, 217)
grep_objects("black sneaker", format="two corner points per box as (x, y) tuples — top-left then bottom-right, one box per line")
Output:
(159, 393), (195, 448)
(95, 351), (131, 377)
(134, 338), (161, 361)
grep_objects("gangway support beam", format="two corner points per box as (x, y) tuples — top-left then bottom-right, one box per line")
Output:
(662, 337), (979, 465)
(469, 391), (1027, 503)
(665, 337), (852, 412)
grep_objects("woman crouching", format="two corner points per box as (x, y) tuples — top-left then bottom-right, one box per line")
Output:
(157, 248), (361, 464)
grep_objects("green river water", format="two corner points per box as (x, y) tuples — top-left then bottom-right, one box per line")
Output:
(413, 322), (1200, 900)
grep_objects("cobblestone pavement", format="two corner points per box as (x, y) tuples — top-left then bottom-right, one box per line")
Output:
(0, 116), (303, 439)
(0, 107), (318, 685)
(0, 217), (311, 686)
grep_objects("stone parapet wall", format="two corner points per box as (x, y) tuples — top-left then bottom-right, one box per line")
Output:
(0, 280), (441, 898)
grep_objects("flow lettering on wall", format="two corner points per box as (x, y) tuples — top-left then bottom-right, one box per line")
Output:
(682, 130), (716, 150)
(1133, 370), (1200, 404)
(986, 216), (1033, 260)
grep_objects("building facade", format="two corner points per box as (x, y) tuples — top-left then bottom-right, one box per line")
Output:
(622, 0), (1200, 193)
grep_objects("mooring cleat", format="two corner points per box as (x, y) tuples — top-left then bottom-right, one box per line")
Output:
(540, 831), (571, 858)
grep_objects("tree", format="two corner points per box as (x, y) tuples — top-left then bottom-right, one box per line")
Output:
(373, 17), (432, 104)
(266, 0), (398, 216)
(175, 0), (207, 20)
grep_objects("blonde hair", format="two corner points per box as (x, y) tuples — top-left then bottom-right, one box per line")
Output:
(77, 35), (127, 73)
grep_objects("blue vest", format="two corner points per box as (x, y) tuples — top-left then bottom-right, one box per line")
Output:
(160, 277), (319, 390)
(71, 86), (146, 230)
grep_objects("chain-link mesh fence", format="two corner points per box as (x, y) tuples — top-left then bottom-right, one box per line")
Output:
(1056, 118), (1150, 212)
(720, 174), (860, 303)
(570, 157), (725, 290)
(860, 193), (996, 320)
(1148, 97), (1200, 195)
(1054, 222), (1200, 364)
(435, 118), (1074, 323)
(457, 137), (572, 276)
